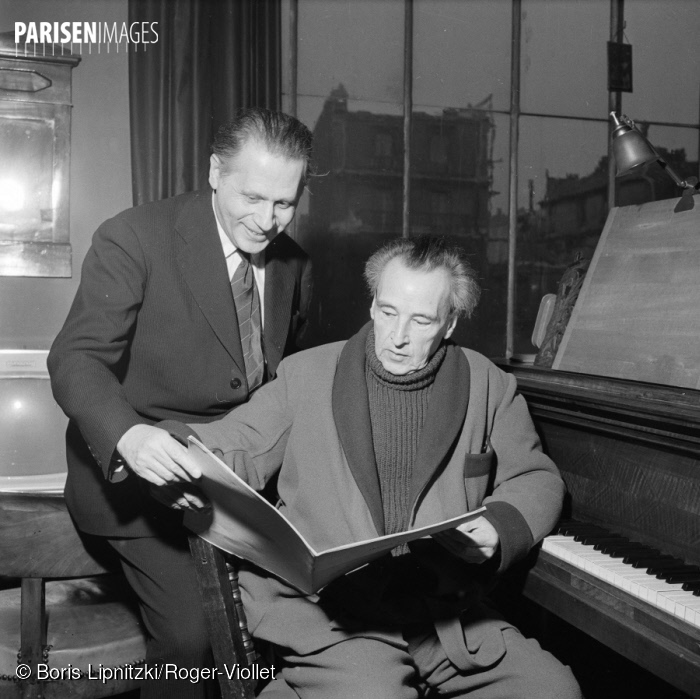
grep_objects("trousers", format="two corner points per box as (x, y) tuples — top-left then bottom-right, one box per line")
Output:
(279, 614), (583, 699)
(108, 533), (219, 699)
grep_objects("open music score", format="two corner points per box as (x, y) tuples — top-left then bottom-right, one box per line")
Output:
(183, 437), (485, 595)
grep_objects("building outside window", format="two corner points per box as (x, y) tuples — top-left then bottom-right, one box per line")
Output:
(282, 0), (699, 357)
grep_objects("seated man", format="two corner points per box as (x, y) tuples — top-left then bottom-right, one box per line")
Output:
(168, 236), (582, 699)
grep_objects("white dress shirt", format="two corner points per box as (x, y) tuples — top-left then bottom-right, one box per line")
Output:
(213, 193), (266, 326)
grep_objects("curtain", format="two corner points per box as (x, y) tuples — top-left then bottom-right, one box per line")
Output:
(128, 0), (281, 206)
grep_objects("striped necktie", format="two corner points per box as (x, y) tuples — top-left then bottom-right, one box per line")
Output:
(231, 252), (265, 392)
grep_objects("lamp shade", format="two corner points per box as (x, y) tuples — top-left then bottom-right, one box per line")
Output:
(610, 113), (659, 176)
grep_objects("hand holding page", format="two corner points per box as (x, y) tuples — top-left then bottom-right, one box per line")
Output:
(183, 437), (486, 595)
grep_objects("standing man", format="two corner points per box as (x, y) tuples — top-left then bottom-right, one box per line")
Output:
(48, 108), (313, 698)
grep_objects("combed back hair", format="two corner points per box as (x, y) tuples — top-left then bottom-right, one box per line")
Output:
(212, 108), (314, 184)
(365, 236), (481, 318)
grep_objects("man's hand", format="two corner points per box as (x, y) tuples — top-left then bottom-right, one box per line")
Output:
(117, 424), (202, 486)
(433, 515), (499, 563)
(149, 482), (210, 512)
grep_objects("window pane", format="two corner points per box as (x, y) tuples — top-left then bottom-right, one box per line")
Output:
(291, 0), (406, 347)
(297, 0), (404, 104)
(515, 116), (608, 355)
(623, 0), (700, 125)
(412, 0), (512, 358)
(521, 0), (609, 118)
(294, 93), (404, 346)
(413, 0), (512, 113)
(408, 104), (510, 357)
(289, 0), (405, 346)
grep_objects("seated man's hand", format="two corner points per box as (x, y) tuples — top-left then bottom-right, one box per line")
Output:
(117, 424), (202, 486)
(433, 515), (499, 564)
(149, 482), (211, 512)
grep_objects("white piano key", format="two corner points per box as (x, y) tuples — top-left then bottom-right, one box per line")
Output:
(684, 598), (700, 627)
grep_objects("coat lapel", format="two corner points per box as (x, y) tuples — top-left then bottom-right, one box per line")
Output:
(174, 191), (246, 374)
(332, 323), (386, 536)
(408, 343), (471, 516)
(331, 327), (471, 536)
(263, 239), (295, 375)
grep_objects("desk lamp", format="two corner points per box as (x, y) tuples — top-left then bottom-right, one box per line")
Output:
(610, 112), (699, 212)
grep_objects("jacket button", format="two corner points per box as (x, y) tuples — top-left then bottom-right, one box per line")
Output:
(230, 378), (242, 389)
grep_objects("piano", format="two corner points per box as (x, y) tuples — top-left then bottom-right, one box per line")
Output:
(495, 197), (700, 697)
(498, 359), (700, 698)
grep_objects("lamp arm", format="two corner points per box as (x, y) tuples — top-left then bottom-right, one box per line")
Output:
(655, 159), (696, 190)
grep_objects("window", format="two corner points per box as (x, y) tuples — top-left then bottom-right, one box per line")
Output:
(283, 0), (700, 357)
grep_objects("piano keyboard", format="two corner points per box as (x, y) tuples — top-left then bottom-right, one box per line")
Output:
(542, 521), (700, 629)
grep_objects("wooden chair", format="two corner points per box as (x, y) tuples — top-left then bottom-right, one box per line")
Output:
(0, 487), (147, 699)
(190, 539), (445, 699)
(189, 538), (295, 699)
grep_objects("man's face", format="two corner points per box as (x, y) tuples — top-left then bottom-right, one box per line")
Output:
(209, 139), (305, 254)
(370, 258), (458, 375)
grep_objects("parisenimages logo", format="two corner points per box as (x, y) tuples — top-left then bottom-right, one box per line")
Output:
(14, 21), (159, 53)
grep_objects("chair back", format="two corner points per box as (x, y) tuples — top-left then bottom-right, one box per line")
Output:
(0, 488), (147, 699)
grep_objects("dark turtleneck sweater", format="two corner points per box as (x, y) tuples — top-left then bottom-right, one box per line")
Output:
(365, 329), (446, 547)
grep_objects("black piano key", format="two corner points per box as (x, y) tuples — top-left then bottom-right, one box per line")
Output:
(609, 545), (658, 558)
(612, 546), (659, 559)
(612, 551), (663, 568)
(581, 536), (629, 548)
(558, 521), (605, 536)
(654, 566), (700, 580)
(630, 556), (675, 569)
(683, 581), (700, 591)
(556, 521), (586, 532)
(593, 538), (632, 551)
(573, 529), (610, 542)
(579, 535), (612, 545)
(646, 559), (686, 575)
(665, 572), (700, 584)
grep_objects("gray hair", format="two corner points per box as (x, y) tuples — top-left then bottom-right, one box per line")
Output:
(365, 236), (481, 318)
(212, 108), (314, 184)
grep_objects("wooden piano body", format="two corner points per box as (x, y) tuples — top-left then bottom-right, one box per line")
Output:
(499, 364), (700, 698)
(498, 196), (700, 698)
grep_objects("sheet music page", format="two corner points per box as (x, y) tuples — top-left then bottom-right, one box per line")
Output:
(184, 437), (316, 592)
(184, 437), (485, 594)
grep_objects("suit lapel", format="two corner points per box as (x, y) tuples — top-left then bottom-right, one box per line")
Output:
(408, 344), (470, 515)
(174, 192), (246, 374)
(332, 323), (385, 536)
(263, 239), (295, 375)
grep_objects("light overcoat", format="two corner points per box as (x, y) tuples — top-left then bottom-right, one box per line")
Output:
(185, 323), (564, 660)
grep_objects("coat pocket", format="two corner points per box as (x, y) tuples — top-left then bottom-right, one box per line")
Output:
(463, 444), (495, 511)
(463, 445), (495, 478)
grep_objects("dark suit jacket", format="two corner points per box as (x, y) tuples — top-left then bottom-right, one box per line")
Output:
(48, 190), (312, 537)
